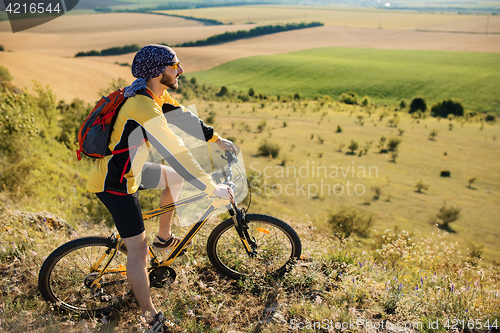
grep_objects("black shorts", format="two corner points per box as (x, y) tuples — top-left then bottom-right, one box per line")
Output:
(96, 163), (162, 238)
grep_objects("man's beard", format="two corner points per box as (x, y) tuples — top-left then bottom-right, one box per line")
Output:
(160, 72), (178, 90)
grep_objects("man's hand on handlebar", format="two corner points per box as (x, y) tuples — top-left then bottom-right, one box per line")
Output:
(215, 137), (237, 154)
(212, 183), (234, 199)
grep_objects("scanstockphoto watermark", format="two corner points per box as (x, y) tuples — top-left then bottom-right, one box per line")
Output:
(289, 318), (425, 331)
(249, 160), (379, 199)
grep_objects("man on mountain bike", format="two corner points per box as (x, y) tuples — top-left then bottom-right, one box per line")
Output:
(86, 44), (235, 332)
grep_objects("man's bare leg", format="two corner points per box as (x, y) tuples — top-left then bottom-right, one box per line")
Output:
(122, 231), (157, 316)
(156, 165), (184, 241)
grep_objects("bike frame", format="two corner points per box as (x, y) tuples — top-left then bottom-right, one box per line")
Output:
(89, 190), (247, 289)
(88, 151), (252, 290)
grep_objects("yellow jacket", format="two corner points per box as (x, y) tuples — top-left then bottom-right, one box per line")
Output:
(86, 88), (218, 195)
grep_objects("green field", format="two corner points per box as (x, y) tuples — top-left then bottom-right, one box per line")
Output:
(191, 47), (500, 113)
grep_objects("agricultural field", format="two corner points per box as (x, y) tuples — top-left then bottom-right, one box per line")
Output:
(2, 15), (499, 103)
(162, 5), (500, 32)
(0, 13), (256, 57)
(189, 47), (500, 113)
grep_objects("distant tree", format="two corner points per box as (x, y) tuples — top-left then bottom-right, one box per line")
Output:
(361, 96), (370, 107)
(327, 207), (374, 238)
(409, 97), (427, 113)
(340, 92), (358, 105)
(258, 140), (280, 158)
(378, 136), (387, 151)
(205, 111), (216, 125)
(248, 88), (255, 97)
(431, 99), (464, 118)
(431, 202), (461, 230)
(217, 86), (228, 97)
(429, 129), (438, 140)
(348, 139), (359, 153)
(399, 100), (407, 109)
(0, 45), (4, 51)
(293, 92), (301, 100)
(485, 114), (496, 123)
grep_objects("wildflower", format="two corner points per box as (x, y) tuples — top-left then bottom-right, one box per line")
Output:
(186, 309), (195, 317)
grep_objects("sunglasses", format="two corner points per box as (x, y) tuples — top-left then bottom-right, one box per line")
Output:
(165, 61), (180, 70)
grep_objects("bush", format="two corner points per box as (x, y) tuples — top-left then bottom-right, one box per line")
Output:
(431, 99), (464, 118)
(0, 65), (13, 84)
(387, 137), (401, 151)
(257, 140), (280, 158)
(415, 180), (429, 193)
(431, 202), (461, 229)
(339, 92), (358, 105)
(409, 97), (427, 113)
(348, 139), (359, 153)
(327, 207), (374, 238)
(217, 86), (228, 97)
(256, 119), (267, 133)
(485, 114), (496, 123)
(361, 95), (370, 106)
(429, 129), (438, 140)
(205, 111), (216, 125)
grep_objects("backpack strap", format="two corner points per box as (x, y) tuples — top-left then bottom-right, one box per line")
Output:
(114, 89), (154, 184)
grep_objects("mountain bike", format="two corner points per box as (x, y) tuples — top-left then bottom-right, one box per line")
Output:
(38, 151), (302, 315)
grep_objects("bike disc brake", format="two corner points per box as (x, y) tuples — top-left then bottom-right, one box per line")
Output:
(149, 266), (176, 288)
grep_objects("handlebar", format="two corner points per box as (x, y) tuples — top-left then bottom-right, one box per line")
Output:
(210, 149), (251, 210)
(211, 151), (238, 185)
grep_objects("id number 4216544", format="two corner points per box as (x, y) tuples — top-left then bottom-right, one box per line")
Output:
(5, 2), (62, 14)
(442, 319), (498, 330)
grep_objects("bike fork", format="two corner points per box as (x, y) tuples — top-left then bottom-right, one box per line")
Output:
(228, 206), (257, 256)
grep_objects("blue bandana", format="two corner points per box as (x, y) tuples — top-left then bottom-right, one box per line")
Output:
(124, 44), (175, 97)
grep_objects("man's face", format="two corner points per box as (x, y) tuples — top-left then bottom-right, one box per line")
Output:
(160, 56), (184, 90)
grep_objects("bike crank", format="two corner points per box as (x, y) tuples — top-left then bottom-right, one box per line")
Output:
(149, 266), (176, 288)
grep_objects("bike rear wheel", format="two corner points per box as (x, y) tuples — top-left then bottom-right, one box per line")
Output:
(207, 214), (301, 279)
(38, 236), (129, 315)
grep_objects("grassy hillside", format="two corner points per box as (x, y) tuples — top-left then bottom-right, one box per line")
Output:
(1, 207), (499, 332)
(0, 70), (499, 332)
(190, 47), (500, 113)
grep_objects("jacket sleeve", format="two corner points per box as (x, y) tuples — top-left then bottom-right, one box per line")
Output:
(162, 103), (219, 142)
(136, 100), (217, 194)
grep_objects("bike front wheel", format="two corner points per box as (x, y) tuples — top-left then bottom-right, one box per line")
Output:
(207, 214), (301, 279)
(38, 236), (129, 315)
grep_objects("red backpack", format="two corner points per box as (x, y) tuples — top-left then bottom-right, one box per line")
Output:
(77, 88), (153, 182)
(77, 88), (154, 160)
